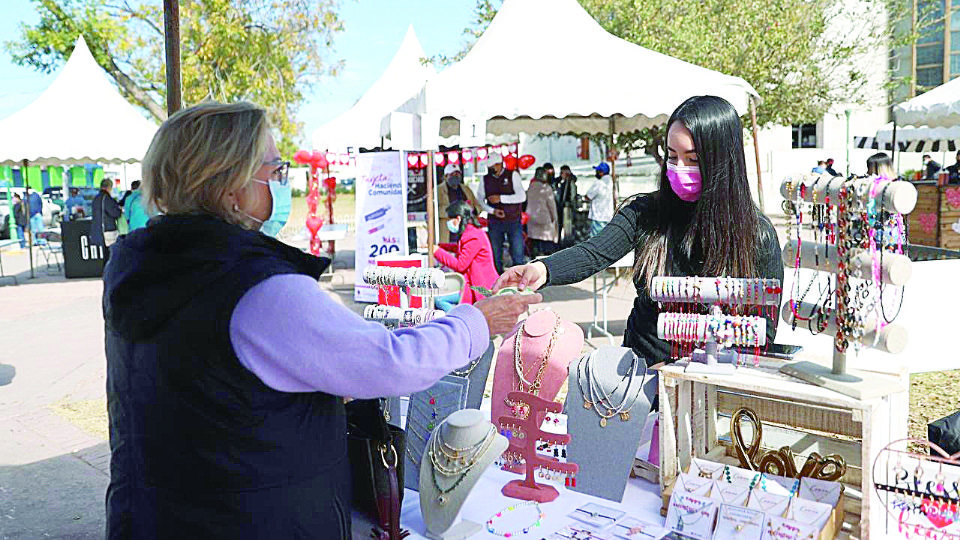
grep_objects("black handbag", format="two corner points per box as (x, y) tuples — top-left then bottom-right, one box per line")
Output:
(345, 399), (409, 540)
(929, 409), (960, 456)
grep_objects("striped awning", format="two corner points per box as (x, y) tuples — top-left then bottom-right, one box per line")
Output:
(852, 136), (958, 153)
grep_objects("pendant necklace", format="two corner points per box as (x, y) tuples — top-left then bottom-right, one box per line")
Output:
(580, 351), (647, 427)
(505, 314), (561, 418)
(428, 421), (498, 505)
(452, 356), (482, 378)
(674, 500), (709, 532)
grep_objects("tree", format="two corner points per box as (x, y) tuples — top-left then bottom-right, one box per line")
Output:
(6, 0), (345, 155)
(444, 0), (923, 164)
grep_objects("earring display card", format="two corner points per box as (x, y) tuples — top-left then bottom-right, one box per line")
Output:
(708, 482), (750, 506)
(611, 517), (670, 540)
(547, 525), (611, 540)
(448, 340), (495, 410)
(747, 490), (790, 518)
(402, 377), (469, 491)
(759, 516), (820, 540)
(569, 503), (625, 529)
(665, 491), (718, 540)
(765, 475), (801, 498)
(675, 473), (715, 497)
(712, 505), (764, 540)
(798, 478), (842, 507)
(784, 498), (832, 530)
(566, 347), (656, 502)
(720, 464), (762, 487)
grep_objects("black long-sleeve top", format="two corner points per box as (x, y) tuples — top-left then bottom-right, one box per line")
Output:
(541, 193), (783, 366)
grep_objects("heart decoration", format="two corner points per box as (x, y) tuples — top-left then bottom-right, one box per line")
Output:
(448, 150), (460, 164)
(952, 219), (960, 234)
(504, 155), (518, 171)
(499, 144), (510, 156)
(434, 152), (446, 166)
(947, 187), (960, 209)
(306, 215), (324, 236)
(419, 153), (430, 168)
(310, 151), (328, 170)
(922, 498), (955, 529)
(407, 154), (420, 169)
(508, 143), (518, 154)
(462, 149), (473, 162)
(476, 147), (488, 160)
(919, 213), (938, 235)
(324, 177), (337, 192)
(325, 152), (337, 167)
(293, 149), (312, 165)
(518, 154), (536, 170)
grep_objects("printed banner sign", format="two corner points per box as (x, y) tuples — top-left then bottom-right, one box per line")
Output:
(355, 151), (408, 302)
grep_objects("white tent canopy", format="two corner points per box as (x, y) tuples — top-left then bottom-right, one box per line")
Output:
(0, 36), (157, 166)
(384, 0), (759, 144)
(876, 122), (960, 153)
(312, 26), (434, 152)
(894, 77), (960, 129)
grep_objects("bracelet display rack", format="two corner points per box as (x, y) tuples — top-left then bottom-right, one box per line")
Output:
(361, 266), (446, 327)
(650, 276), (780, 375)
(777, 175), (916, 399)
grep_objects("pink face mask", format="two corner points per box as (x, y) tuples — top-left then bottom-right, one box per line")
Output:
(666, 162), (702, 202)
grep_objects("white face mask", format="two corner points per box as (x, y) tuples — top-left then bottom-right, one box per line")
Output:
(446, 218), (461, 234)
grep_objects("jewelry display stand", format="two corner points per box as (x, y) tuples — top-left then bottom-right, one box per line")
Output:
(497, 391), (578, 503)
(404, 376), (469, 490)
(490, 309), (583, 474)
(650, 276), (780, 375)
(777, 176), (915, 400)
(565, 347), (657, 502)
(362, 265), (444, 310)
(419, 409), (508, 540)
(449, 340), (495, 411)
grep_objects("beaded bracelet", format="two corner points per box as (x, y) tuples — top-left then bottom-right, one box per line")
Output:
(485, 501), (545, 538)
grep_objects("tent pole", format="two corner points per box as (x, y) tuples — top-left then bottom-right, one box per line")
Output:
(163, 0), (182, 115)
(23, 160), (34, 279)
(750, 98), (764, 212)
(610, 118), (618, 209)
(426, 151), (435, 264)
(892, 123), (899, 175)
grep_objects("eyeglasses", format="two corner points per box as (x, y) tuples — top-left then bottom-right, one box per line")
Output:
(260, 159), (290, 186)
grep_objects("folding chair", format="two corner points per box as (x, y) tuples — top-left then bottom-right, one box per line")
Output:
(34, 230), (63, 275)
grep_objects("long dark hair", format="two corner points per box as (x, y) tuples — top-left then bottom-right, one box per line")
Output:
(445, 200), (481, 230)
(633, 95), (760, 289)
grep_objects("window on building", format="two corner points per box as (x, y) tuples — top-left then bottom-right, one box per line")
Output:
(917, 43), (945, 65)
(917, 65), (945, 88)
(791, 124), (818, 149)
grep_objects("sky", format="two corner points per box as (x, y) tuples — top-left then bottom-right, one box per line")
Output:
(0, 0), (479, 147)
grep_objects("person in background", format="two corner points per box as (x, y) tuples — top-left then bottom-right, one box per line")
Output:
(123, 180), (151, 231)
(557, 165), (578, 246)
(91, 178), (122, 258)
(525, 166), (558, 256)
(923, 154), (942, 180)
(12, 193), (28, 248)
(102, 101), (539, 538)
(824, 158), (841, 177)
(27, 186), (43, 235)
(433, 201), (499, 312)
(945, 151), (960, 184)
(811, 160), (826, 174)
(866, 152), (896, 178)
(585, 162), (613, 237)
(476, 153), (526, 274)
(437, 163), (482, 244)
(65, 187), (86, 220)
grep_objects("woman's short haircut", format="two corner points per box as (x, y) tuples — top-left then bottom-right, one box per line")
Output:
(141, 101), (270, 224)
(100, 178), (113, 191)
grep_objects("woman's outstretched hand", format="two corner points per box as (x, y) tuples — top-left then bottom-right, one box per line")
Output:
(472, 293), (543, 335)
(493, 262), (548, 293)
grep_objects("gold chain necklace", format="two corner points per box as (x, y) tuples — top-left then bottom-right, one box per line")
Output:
(505, 314), (561, 418)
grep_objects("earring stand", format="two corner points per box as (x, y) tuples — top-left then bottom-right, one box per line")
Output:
(497, 391), (578, 503)
(650, 277), (779, 375)
(777, 176), (916, 400)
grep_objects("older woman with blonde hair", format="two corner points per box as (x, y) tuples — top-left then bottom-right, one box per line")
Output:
(102, 101), (540, 539)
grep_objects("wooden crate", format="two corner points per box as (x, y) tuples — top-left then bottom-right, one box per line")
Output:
(908, 182), (939, 247)
(657, 360), (908, 539)
(938, 185), (960, 251)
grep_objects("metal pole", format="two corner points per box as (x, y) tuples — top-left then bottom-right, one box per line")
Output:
(609, 118), (618, 209)
(750, 98), (764, 212)
(426, 151), (436, 263)
(23, 160), (34, 279)
(845, 109), (852, 177)
(892, 123), (899, 174)
(163, 0), (182, 115)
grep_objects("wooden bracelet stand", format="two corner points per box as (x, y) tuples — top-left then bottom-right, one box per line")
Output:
(777, 176), (915, 400)
(497, 391), (578, 503)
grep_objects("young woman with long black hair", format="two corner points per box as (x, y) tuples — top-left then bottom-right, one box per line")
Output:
(494, 95), (783, 365)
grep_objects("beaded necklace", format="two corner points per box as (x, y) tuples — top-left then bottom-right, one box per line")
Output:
(428, 422), (498, 505)
(485, 501), (545, 537)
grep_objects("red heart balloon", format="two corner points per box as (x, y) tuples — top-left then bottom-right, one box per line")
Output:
(324, 177), (337, 191)
(407, 154), (419, 168)
(434, 152), (446, 166)
(518, 154), (536, 170)
(504, 155), (518, 171)
(462, 149), (473, 162)
(294, 149), (312, 165)
(306, 215), (324, 235)
(306, 190), (319, 205)
(448, 151), (460, 164)
(476, 147), (488, 160)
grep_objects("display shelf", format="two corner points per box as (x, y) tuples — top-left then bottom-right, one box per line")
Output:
(657, 359), (908, 539)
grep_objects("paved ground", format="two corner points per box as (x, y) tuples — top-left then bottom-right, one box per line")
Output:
(0, 227), (646, 538)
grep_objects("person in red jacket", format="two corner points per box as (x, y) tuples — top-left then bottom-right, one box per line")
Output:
(433, 201), (500, 311)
